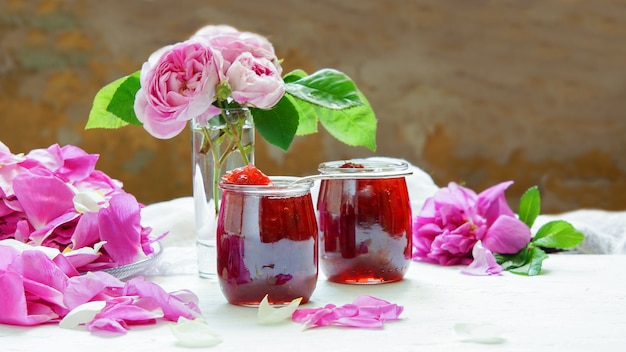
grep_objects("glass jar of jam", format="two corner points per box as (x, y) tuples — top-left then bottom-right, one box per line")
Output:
(216, 177), (318, 306)
(317, 159), (412, 284)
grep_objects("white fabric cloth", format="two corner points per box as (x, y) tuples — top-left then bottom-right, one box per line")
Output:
(3, 255), (626, 351)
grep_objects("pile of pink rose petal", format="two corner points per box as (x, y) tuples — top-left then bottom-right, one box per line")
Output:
(0, 240), (200, 331)
(291, 295), (404, 330)
(0, 141), (200, 332)
(0, 141), (159, 272)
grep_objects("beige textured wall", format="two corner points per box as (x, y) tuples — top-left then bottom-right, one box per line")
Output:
(1, 0), (625, 213)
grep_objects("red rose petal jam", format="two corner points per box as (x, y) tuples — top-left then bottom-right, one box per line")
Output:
(221, 164), (272, 185)
(217, 175), (318, 306)
(317, 160), (412, 284)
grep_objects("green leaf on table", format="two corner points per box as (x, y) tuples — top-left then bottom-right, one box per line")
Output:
(495, 245), (549, 276)
(317, 91), (377, 151)
(86, 71), (142, 129)
(251, 97), (299, 151)
(518, 186), (541, 227)
(508, 247), (548, 276)
(532, 220), (585, 249)
(284, 68), (364, 110)
(494, 246), (529, 270)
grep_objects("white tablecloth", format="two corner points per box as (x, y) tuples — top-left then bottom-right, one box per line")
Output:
(1, 254), (625, 351)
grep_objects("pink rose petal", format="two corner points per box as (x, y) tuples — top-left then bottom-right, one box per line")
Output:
(462, 241), (503, 276)
(124, 277), (201, 321)
(98, 193), (145, 265)
(481, 215), (531, 254)
(292, 295), (403, 330)
(12, 169), (75, 231)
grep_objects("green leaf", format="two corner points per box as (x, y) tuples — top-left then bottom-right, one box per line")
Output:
(86, 77), (130, 129)
(86, 71), (141, 129)
(518, 186), (541, 227)
(250, 97), (299, 151)
(283, 69), (319, 135)
(286, 95), (318, 136)
(494, 246), (529, 270)
(283, 69), (308, 83)
(317, 90), (377, 151)
(508, 247), (548, 276)
(532, 220), (585, 249)
(106, 71), (142, 125)
(285, 68), (364, 110)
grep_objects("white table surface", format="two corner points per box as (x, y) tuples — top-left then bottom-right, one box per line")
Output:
(1, 254), (624, 351)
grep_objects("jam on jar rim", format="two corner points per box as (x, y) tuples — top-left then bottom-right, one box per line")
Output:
(219, 176), (313, 196)
(318, 159), (409, 175)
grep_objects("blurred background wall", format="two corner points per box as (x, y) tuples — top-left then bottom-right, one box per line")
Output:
(1, 0), (625, 213)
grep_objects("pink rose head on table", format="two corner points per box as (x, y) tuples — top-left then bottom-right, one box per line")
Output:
(412, 181), (585, 276)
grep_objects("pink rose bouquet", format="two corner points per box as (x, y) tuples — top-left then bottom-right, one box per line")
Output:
(87, 24), (377, 214)
(413, 181), (584, 276)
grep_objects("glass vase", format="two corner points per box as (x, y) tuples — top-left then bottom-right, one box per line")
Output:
(192, 107), (254, 278)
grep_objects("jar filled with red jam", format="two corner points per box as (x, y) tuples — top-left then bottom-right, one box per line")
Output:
(217, 177), (318, 306)
(317, 159), (412, 284)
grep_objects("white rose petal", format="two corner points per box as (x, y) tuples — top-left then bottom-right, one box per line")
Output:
(0, 239), (60, 259)
(59, 301), (107, 329)
(73, 190), (106, 213)
(257, 294), (302, 325)
(170, 317), (223, 348)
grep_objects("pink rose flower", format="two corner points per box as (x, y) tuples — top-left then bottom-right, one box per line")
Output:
(192, 25), (282, 75)
(227, 52), (285, 109)
(134, 40), (224, 139)
(413, 181), (531, 266)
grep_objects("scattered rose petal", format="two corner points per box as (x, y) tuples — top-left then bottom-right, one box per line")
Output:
(0, 238), (60, 259)
(292, 295), (403, 330)
(170, 317), (223, 348)
(257, 294), (302, 325)
(59, 301), (107, 329)
(454, 323), (506, 344)
(86, 297), (164, 333)
(0, 241), (202, 333)
(123, 277), (201, 321)
(462, 241), (503, 276)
